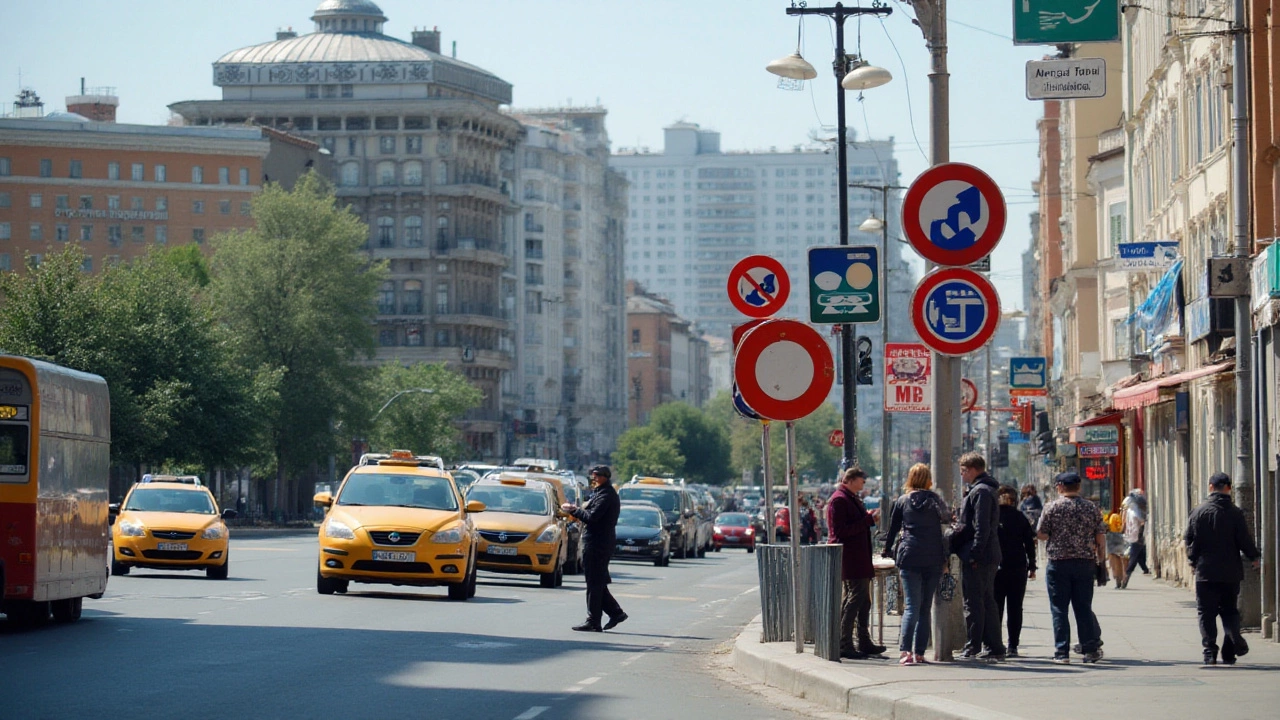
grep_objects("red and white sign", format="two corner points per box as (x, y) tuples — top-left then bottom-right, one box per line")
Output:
(961, 378), (978, 413)
(733, 319), (834, 422)
(910, 267), (1002, 356)
(1010, 387), (1049, 398)
(828, 429), (845, 447)
(902, 163), (1007, 267)
(1078, 443), (1119, 458)
(732, 319), (769, 350)
(884, 342), (932, 413)
(727, 255), (791, 319)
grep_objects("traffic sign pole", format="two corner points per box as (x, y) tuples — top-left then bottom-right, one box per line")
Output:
(761, 420), (775, 546)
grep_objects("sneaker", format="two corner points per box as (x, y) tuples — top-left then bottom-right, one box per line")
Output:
(899, 654), (918, 666)
(858, 641), (888, 655)
(913, 654), (930, 665)
(602, 612), (628, 630)
(572, 622), (602, 632)
(1071, 643), (1082, 655)
(1203, 649), (1218, 666)
(1053, 655), (1070, 664)
(978, 650), (1007, 662)
(960, 647), (980, 660)
(840, 648), (869, 660)
(1231, 633), (1249, 657)
(1082, 649), (1103, 664)
(1006, 647), (1020, 658)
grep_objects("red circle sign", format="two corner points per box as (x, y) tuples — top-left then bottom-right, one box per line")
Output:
(910, 267), (1001, 356)
(733, 319), (834, 422)
(961, 378), (978, 413)
(902, 163), (1006, 267)
(828, 429), (845, 447)
(727, 255), (791, 318)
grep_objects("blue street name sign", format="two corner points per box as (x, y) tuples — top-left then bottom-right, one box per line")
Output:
(1009, 431), (1030, 445)
(1009, 356), (1048, 390)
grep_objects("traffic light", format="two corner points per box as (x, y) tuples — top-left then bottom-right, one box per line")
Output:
(856, 335), (873, 386)
(992, 434), (1009, 467)
(1033, 411), (1056, 456)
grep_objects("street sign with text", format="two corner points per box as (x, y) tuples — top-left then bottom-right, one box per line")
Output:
(1025, 57), (1107, 100)
(1014, 1), (1121, 45)
(884, 342), (931, 413)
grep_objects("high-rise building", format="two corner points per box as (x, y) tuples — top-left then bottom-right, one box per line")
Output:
(171, 0), (521, 460)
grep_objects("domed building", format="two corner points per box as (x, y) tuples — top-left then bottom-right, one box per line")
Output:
(171, 0), (522, 460)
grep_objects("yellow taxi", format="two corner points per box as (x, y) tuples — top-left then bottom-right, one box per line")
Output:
(314, 450), (484, 600)
(466, 474), (567, 588)
(110, 475), (237, 579)
(491, 465), (583, 574)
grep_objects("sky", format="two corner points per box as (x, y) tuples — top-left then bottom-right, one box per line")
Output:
(2, 0), (1050, 309)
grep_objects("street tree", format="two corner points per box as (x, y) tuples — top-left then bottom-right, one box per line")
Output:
(209, 173), (384, 517)
(647, 402), (731, 484)
(363, 361), (483, 461)
(611, 426), (685, 480)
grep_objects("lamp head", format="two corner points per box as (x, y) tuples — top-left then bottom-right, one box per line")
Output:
(766, 52), (818, 81)
(842, 61), (893, 91)
(858, 216), (885, 233)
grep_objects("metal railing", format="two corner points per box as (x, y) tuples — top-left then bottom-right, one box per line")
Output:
(756, 543), (842, 662)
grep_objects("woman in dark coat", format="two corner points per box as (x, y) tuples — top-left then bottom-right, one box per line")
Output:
(996, 484), (1037, 657)
(882, 463), (952, 665)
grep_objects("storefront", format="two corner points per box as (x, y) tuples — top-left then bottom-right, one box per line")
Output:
(1069, 414), (1125, 513)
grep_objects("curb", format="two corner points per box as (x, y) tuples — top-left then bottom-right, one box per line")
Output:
(731, 616), (1025, 720)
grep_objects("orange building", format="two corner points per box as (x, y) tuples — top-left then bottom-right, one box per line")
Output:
(0, 112), (326, 273)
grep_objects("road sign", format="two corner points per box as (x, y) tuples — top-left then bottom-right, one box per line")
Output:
(910, 267), (1002, 356)
(1207, 258), (1250, 297)
(1070, 425), (1118, 444)
(727, 255), (791, 318)
(1118, 241), (1179, 270)
(902, 163), (1007, 268)
(828, 429), (845, 447)
(884, 342), (932, 413)
(1010, 387), (1049, 398)
(1078, 443), (1119, 458)
(807, 246), (881, 323)
(1025, 57), (1107, 100)
(732, 319), (769, 350)
(1014, 0), (1122, 45)
(961, 378), (978, 413)
(733, 382), (764, 421)
(1009, 356), (1047, 390)
(733, 319), (835, 422)
(1009, 431), (1030, 444)
(968, 255), (992, 273)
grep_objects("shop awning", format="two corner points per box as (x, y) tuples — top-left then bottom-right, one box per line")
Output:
(1111, 361), (1234, 410)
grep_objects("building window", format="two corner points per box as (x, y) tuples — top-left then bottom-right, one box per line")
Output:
(306, 85), (319, 99)
(632, 329), (641, 345)
(377, 161), (395, 186)
(0, 192), (9, 208)
(0, 223), (9, 240)
(406, 136), (422, 154)
(192, 166), (203, 184)
(155, 226), (167, 244)
(29, 223), (42, 241)
(526, 290), (543, 314)
(156, 196), (167, 212)
(219, 200), (231, 215)
(130, 196), (143, 211)
(107, 225), (123, 247)
(54, 195), (69, 210)
(0, 158), (9, 176)
(81, 257), (92, 273)
(377, 281), (396, 314)
(1107, 202), (1126, 258)
(239, 167), (249, 185)
(402, 280), (423, 314)
(77, 195), (92, 210)
(404, 216), (423, 247)
(0, 254), (9, 270)
(240, 201), (251, 216)
(27, 255), (41, 270)
(217, 167), (229, 184)
(435, 161), (448, 184)
(80, 225), (93, 242)
(406, 325), (423, 346)
(380, 136), (396, 154)
(39, 159), (52, 177)
(341, 84), (354, 98)
(108, 162), (120, 180)
(378, 328), (397, 346)
(403, 161), (423, 185)
(29, 193), (42, 208)
(56, 223), (69, 242)
(107, 195), (120, 210)
(131, 226), (145, 243)
(69, 160), (82, 178)
(192, 228), (205, 244)
(132, 163), (144, 181)
(155, 164), (166, 182)
(377, 216), (395, 247)
(192, 200), (204, 214)
(436, 284), (449, 313)
(340, 162), (360, 187)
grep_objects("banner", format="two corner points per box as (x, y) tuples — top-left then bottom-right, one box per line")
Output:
(884, 342), (931, 413)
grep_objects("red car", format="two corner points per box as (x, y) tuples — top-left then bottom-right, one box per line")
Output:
(712, 512), (756, 552)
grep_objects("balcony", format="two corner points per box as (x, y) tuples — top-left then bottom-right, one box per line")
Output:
(524, 222), (545, 234)
(525, 246), (544, 260)
(436, 233), (505, 265)
(401, 302), (423, 315)
(525, 273), (544, 286)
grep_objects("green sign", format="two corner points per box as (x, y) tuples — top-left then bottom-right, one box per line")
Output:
(1013, 1), (1121, 45)
(807, 245), (881, 324)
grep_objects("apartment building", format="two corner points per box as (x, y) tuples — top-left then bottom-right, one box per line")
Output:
(625, 281), (710, 426)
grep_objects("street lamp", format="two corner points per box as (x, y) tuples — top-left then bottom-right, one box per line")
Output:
(373, 388), (435, 422)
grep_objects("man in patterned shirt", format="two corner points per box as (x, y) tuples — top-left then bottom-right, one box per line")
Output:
(1036, 471), (1107, 664)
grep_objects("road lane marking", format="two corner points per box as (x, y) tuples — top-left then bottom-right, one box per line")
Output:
(613, 592), (651, 599)
(656, 595), (696, 601)
(230, 547), (299, 552)
(513, 707), (548, 720)
(575, 676), (601, 685)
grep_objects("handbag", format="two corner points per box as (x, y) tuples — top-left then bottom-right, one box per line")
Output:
(1095, 560), (1109, 587)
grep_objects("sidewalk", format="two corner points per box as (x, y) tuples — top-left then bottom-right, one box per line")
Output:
(732, 570), (1280, 720)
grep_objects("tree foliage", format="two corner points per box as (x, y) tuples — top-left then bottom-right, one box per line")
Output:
(611, 426), (685, 480)
(364, 361), (483, 461)
(645, 402), (732, 484)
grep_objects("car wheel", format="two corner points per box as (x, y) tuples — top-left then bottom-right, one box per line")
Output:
(540, 568), (558, 588)
(317, 568), (341, 595)
(465, 556), (478, 598)
(696, 541), (706, 558)
(110, 558), (130, 576)
(447, 574), (469, 600)
(51, 597), (83, 623)
(206, 558), (229, 580)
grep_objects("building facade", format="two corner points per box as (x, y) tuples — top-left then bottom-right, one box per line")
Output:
(626, 281), (710, 426)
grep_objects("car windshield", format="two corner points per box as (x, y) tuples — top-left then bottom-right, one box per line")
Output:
(618, 507), (663, 528)
(466, 485), (549, 515)
(124, 488), (215, 514)
(337, 473), (458, 511)
(716, 513), (751, 526)
(618, 487), (679, 512)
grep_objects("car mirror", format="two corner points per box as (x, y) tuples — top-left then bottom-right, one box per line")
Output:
(221, 508), (238, 520)
(108, 503), (120, 525)
(313, 491), (334, 508)
(466, 499), (486, 513)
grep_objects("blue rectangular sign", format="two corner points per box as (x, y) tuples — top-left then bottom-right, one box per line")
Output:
(1009, 356), (1047, 390)
(808, 245), (881, 324)
(1118, 242), (1179, 270)
(1009, 431), (1029, 445)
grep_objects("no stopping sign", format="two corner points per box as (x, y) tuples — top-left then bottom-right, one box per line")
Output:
(732, 319), (834, 422)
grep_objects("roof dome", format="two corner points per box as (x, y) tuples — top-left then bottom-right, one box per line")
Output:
(311, 0), (387, 33)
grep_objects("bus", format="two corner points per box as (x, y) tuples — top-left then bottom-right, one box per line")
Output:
(0, 355), (111, 625)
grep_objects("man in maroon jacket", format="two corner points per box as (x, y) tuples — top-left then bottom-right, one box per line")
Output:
(827, 468), (886, 658)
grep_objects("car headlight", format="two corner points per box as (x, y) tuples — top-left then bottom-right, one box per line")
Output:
(535, 525), (558, 543)
(647, 536), (664, 545)
(117, 519), (146, 537)
(745, 528), (755, 535)
(202, 524), (227, 540)
(431, 527), (463, 544)
(325, 519), (356, 539)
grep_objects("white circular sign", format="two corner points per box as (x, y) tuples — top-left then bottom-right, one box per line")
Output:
(753, 340), (813, 402)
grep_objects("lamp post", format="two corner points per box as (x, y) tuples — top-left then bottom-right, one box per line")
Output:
(373, 387), (436, 423)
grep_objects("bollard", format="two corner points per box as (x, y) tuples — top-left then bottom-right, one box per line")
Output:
(757, 543), (792, 642)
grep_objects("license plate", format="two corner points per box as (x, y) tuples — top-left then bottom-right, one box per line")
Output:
(372, 550), (415, 562)
(725, 537), (740, 542)
(618, 545), (642, 552)
(487, 546), (517, 556)
(157, 542), (187, 551)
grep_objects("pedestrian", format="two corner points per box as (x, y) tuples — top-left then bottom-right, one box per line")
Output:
(1122, 489), (1149, 582)
(995, 484), (1036, 658)
(881, 463), (952, 665)
(774, 505), (791, 543)
(1018, 484), (1043, 527)
(827, 467), (886, 659)
(800, 495), (818, 545)
(561, 465), (626, 632)
(1104, 512), (1128, 589)
(1036, 471), (1106, 664)
(954, 452), (1005, 661)
(1184, 472), (1261, 665)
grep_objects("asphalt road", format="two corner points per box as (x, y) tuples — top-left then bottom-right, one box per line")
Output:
(1, 534), (821, 720)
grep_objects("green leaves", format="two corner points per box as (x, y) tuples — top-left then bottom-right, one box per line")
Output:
(363, 361), (483, 461)
(611, 427), (685, 480)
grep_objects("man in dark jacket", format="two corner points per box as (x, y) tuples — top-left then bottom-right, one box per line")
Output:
(995, 485), (1037, 657)
(956, 452), (1004, 660)
(1185, 472), (1261, 665)
(562, 465), (626, 632)
(827, 467), (884, 658)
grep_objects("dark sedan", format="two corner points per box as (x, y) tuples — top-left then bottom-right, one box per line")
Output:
(712, 512), (757, 552)
(613, 504), (671, 566)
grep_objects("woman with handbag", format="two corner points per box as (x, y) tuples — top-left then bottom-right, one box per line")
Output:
(882, 463), (953, 666)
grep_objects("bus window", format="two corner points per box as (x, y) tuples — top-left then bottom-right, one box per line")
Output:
(0, 423), (29, 475)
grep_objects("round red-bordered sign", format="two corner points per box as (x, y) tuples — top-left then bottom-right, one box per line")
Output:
(961, 378), (978, 413)
(727, 255), (791, 318)
(910, 267), (1001, 356)
(733, 319), (834, 422)
(902, 163), (1006, 267)
(828, 429), (845, 447)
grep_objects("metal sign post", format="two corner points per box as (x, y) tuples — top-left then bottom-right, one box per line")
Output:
(785, 420), (803, 654)
(761, 420), (775, 546)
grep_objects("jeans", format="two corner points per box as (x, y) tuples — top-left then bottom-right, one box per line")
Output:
(961, 561), (1004, 655)
(1045, 559), (1101, 657)
(993, 566), (1028, 649)
(1125, 541), (1149, 575)
(839, 578), (873, 652)
(898, 567), (943, 654)
(1196, 580), (1243, 655)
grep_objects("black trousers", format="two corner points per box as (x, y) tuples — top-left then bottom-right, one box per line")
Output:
(583, 549), (623, 625)
(994, 566), (1028, 649)
(839, 578), (873, 652)
(1196, 580), (1242, 654)
(1125, 541), (1149, 575)
(962, 562), (1004, 654)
